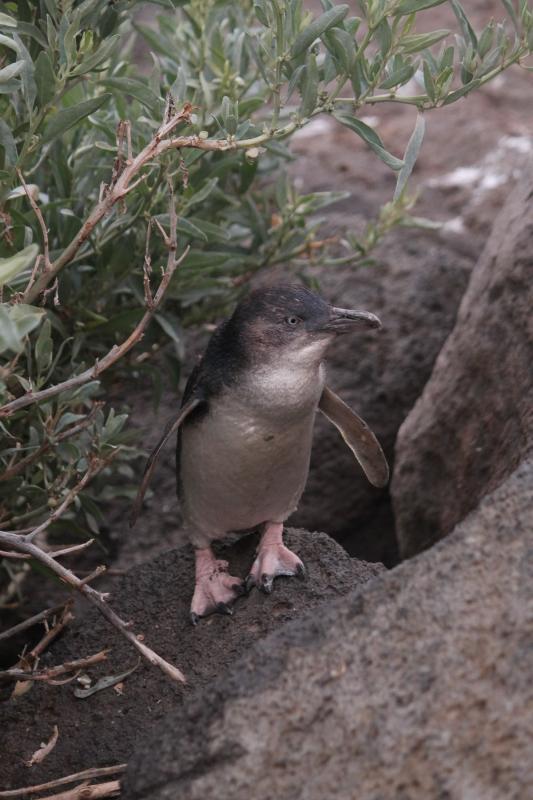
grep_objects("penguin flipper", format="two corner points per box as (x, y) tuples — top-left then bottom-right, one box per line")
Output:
(319, 385), (389, 488)
(130, 394), (205, 527)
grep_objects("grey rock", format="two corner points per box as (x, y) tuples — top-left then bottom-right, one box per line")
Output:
(392, 171), (533, 558)
(124, 459), (533, 800)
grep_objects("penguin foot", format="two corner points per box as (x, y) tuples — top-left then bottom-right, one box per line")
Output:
(247, 542), (305, 594)
(191, 549), (244, 623)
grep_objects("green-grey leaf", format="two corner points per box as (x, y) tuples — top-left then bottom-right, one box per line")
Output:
(380, 63), (416, 90)
(422, 61), (436, 102)
(451, 0), (478, 49)
(35, 51), (56, 106)
(395, 0), (447, 13)
(101, 78), (161, 114)
(35, 317), (53, 374)
(291, 5), (349, 59)
(177, 217), (208, 241)
(441, 78), (480, 105)
(0, 60), (25, 83)
(41, 94), (111, 144)
(0, 119), (17, 166)
(401, 29), (450, 54)
(0, 305), (21, 352)
(333, 112), (404, 171)
(0, 244), (39, 287)
(299, 53), (319, 118)
(71, 34), (120, 76)
(10, 303), (46, 338)
(0, 12), (16, 27)
(394, 113), (425, 200)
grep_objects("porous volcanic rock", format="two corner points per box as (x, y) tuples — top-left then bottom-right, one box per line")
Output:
(124, 459), (533, 800)
(392, 170), (533, 558)
(292, 236), (471, 564)
(0, 530), (382, 790)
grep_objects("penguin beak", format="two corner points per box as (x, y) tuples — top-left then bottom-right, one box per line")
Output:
(324, 306), (382, 333)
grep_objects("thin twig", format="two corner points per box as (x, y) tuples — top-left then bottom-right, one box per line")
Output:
(33, 780), (121, 800)
(25, 603), (74, 663)
(0, 649), (109, 684)
(0, 765), (126, 798)
(17, 170), (51, 272)
(0, 603), (67, 643)
(0, 539), (95, 561)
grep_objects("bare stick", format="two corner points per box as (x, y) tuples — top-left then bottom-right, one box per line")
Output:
(0, 765), (126, 798)
(0, 603), (67, 643)
(0, 649), (109, 684)
(0, 244), (189, 418)
(17, 170), (51, 272)
(25, 603), (74, 663)
(0, 531), (186, 682)
(32, 780), (120, 800)
(0, 539), (94, 561)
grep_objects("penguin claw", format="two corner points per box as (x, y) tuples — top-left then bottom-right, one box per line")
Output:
(190, 557), (244, 622)
(248, 543), (305, 595)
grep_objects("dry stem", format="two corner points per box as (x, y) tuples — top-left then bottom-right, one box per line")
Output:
(0, 603), (67, 643)
(17, 170), (51, 273)
(0, 649), (109, 683)
(36, 780), (120, 799)
(0, 765), (126, 798)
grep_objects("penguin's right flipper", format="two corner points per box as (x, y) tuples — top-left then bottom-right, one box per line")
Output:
(319, 385), (389, 488)
(129, 394), (205, 527)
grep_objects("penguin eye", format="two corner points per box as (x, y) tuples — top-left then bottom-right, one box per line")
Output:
(285, 315), (301, 327)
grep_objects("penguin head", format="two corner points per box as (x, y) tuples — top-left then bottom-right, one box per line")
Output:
(227, 285), (381, 367)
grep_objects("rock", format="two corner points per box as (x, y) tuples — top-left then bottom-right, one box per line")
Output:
(124, 458), (533, 800)
(291, 234), (471, 564)
(0, 530), (382, 789)
(392, 171), (533, 559)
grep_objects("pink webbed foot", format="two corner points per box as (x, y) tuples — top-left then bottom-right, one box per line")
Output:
(190, 548), (245, 625)
(246, 522), (306, 594)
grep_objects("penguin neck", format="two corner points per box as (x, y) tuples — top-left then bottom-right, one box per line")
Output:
(237, 356), (326, 419)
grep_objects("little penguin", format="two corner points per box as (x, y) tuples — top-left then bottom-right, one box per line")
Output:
(131, 285), (389, 623)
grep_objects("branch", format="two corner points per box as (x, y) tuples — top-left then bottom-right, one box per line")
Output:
(17, 169), (51, 273)
(0, 649), (109, 684)
(0, 531), (186, 683)
(0, 766), (126, 798)
(28, 780), (120, 800)
(0, 539), (95, 561)
(0, 242), (189, 418)
(0, 603), (67, 643)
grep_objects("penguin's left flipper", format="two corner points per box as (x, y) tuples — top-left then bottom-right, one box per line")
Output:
(129, 394), (205, 528)
(319, 385), (389, 488)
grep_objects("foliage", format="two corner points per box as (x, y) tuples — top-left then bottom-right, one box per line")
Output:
(0, 0), (531, 577)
